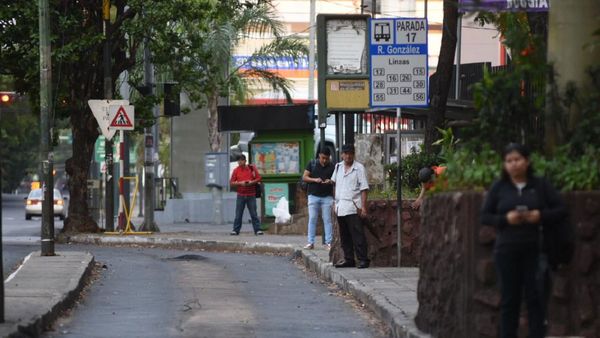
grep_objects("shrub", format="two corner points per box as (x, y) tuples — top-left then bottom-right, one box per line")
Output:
(441, 144), (600, 192)
(385, 151), (442, 190)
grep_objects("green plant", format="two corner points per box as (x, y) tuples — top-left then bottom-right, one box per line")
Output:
(533, 146), (600, 191)
(432, 127), (459, 161)
(438, 144), (600, 192)
(369, 185), (420, 200)
(385, 151), (442, 190)
(465, 13), (548, 153)
(439, 144), (502, 191)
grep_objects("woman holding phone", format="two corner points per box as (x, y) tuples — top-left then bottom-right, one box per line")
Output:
(481, 143), (566, 338)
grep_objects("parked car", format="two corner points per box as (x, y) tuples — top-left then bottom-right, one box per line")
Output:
(25, 188), (67, 220)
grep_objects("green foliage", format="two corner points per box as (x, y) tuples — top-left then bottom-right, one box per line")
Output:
(439, 144), (600, 192)
(465, 13), (547, 153)
(369, 185), (419, 201)
(385, 151), (442, 190)
(533, 146), (600, 191)
(0, 110), (39, 192)
(431, 127), (459, 161)
(441, 145), (502, 191)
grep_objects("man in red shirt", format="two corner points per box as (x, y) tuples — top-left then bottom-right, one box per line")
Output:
(230, 154), (263, 235)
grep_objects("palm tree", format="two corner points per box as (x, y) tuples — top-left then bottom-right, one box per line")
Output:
(154, 0), (308, 152)
(147, 0), (307, 224)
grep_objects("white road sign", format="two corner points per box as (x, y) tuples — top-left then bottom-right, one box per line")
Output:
(89, 100), (129, 140)
(369, 18), (428, 107)
(109, 105), (135, 130)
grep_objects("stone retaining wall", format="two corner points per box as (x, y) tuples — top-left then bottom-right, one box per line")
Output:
(330, 200), (421, 267)
(415, 191), (600, 338)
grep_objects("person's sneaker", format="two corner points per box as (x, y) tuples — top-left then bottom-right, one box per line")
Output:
(325, 244), (332, 251)
(255, 231), (264, 235)
(303, 243), (314, 250)
(230, 231), (239, 236)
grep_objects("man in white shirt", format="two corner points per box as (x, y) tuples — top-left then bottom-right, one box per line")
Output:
(331, 144), (370, 269)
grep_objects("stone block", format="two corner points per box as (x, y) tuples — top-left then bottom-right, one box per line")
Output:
(474, 312), (497, 337)
(478, 225), (496, 246)
(578, 244), (595, 275)
(551, 275), (569, 300)
(578, 221), (597, 240)
(577, 284), (595, 325)
(476, 259), (496, 285)
(473, 289), (501, 309)
(547, 323), (567, 336)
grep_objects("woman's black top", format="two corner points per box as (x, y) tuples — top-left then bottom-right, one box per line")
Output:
(480, 176), (566, 253)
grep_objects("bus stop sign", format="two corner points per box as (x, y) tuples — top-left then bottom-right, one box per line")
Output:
(369, 18), (428, 108)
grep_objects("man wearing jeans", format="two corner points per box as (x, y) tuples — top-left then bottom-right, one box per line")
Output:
(331, 144), (370, 269)
(302, 148), (335, 250)
(230, 154), (263, 235)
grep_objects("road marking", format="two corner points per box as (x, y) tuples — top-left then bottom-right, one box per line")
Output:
(5, 252), (33, 283)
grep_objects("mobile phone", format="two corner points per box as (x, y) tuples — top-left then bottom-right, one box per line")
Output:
(515, 205), (528, 213)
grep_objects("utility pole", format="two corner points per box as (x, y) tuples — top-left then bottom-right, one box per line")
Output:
(0, 159), (5, 322)
(103, 0), (115, 232)
(39, 0), (55, 256)
(140, 22), (159, 232)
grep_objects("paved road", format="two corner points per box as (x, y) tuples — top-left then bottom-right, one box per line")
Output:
(2, 193), (65, 278)
(42, 246), (386, 338)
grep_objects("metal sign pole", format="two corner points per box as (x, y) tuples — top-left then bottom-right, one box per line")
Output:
(396, 107), (402, 267)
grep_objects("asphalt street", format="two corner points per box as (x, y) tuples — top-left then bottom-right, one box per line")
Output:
(2, 193), (65, 278)
(2, 194), (386, 338)
(41, 246), (385, 338)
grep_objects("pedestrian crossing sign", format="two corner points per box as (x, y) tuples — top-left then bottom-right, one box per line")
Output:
(109, 105), (135, 130)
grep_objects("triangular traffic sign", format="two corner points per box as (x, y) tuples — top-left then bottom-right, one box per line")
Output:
(88, 99), (129, 140)
(110, 106), (133, 128)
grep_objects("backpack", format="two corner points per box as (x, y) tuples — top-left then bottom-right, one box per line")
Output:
(299, 159), (317, 191)
(537, 178), (575, 269)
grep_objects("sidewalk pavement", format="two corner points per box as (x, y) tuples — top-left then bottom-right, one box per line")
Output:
(0, 251), (94, 338)
(64, 219), (431, 338)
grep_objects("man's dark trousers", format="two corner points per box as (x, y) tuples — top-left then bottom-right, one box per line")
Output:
(337, 214), (369, 264)
(233, 196), (261, 233)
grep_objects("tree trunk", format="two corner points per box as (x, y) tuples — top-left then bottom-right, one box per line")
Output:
(63, 109), (101, 233)
(424, 0), (458, 153)
(207, 92), (221, 152)
(545, 0), (600, 152)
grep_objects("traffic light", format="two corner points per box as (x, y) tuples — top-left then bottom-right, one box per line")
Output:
(163, 82), (180, 116)
(0, 92), (15, 105)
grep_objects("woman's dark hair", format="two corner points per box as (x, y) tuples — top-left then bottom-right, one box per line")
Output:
(501, 143), (534, 181)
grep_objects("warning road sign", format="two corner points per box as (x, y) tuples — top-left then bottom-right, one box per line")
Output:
(89, 100), (130, 140)
(109, 105), (134, 130)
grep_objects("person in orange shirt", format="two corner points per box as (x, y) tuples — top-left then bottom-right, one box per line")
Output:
(411, 165), (446, 210)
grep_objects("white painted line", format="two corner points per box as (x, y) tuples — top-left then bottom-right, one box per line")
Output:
(5, 252), (33, 283)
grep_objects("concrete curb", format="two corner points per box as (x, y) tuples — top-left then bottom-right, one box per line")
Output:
(0, 251), (94, 338)
(67, 234), (297, 255)
(299, 250), (430, 338)
(68, 234), (429, 338)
